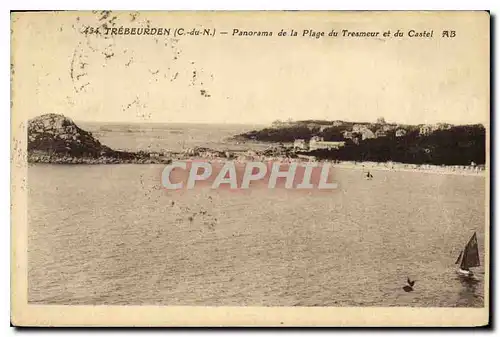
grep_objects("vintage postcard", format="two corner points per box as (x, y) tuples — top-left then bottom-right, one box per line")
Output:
(11, 11), (490, 327)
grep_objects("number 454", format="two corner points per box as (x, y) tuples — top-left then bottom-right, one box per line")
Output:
(82, 26), (100, 35)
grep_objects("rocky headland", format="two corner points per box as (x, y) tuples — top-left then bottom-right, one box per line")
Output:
(27, 114), (301, 165)
(28, 114), (172, 164)
(26, 114), (486, 175)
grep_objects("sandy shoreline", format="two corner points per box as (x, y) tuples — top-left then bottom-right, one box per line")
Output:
(28, 150), (486, 177)
(27, 113), (486, 177)
(329, 161), (486, 176)
(168, 153), (486, 177)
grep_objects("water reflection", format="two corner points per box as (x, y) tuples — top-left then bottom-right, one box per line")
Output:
(456, 274), (482, 307)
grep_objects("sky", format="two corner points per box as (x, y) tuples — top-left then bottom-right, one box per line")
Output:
(12, 11), (489, 126)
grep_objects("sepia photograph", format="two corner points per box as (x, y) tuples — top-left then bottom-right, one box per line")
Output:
(10, 10), (490, 326)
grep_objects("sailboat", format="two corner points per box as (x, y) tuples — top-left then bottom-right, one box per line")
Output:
(455, 232), (480, 277)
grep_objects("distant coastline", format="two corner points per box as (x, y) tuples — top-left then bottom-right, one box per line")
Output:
(27, 114), (486, 176)
(28, 147), (486, 177)
(232, 119), (486, 167)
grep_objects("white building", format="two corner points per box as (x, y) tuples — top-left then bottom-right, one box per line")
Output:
(293, 139), (309, 150)
(293, 137), (345, 151)
(309, 137), (345, 151)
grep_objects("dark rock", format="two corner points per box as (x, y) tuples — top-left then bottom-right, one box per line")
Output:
(27, 114), (172, 165)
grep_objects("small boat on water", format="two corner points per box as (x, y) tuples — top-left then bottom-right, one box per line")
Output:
(455, 232), (480, 277)
(365, 171), (373, 179)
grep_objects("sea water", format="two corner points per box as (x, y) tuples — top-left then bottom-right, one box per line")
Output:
(27, 123), (486, 307)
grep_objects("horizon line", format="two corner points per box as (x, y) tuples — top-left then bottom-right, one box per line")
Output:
(71, 118), (486, 127)
(29, 113), (486, 127)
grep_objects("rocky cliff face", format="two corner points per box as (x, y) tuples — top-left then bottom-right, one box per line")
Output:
(28, 114), (114, 158)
